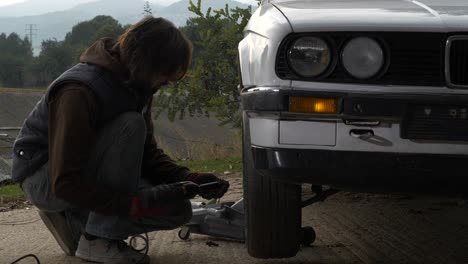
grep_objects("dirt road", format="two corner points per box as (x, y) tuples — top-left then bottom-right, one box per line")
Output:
(1, 173), (468, 264)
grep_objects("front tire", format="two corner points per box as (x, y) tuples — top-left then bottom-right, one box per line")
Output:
(242, 113), (302, 258)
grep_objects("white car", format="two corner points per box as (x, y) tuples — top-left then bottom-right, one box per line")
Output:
(238, 0), (468, 259)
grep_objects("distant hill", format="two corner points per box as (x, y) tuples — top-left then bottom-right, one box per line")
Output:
(0, 0), (98, 17)
(0, 0), (252, 54)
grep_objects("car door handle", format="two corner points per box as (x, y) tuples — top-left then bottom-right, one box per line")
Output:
(350, 129), (374, 139)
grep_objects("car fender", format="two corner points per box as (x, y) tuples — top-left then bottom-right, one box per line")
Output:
(239, 3), (292, 87)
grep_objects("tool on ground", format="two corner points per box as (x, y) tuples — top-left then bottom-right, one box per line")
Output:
(178, 195), (245, 241)
(178, 184), (337, 246)
(10, 254), (40, 264)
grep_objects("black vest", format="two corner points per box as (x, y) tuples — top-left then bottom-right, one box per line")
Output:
(11, 63), (150, 183)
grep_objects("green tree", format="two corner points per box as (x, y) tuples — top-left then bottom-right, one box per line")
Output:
(24, 15), (126, 87)
(154, 0), (253, 127)
(63, 15), (125, 62)
(25, 39), (73, 87)
(0, 33), (33, 87)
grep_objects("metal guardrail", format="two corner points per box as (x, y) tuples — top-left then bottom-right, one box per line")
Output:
(0, 129), (19, 142)
(0, 130), (15, 149)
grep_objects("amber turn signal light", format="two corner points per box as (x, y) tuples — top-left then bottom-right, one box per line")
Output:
(289, 96), (337, 114)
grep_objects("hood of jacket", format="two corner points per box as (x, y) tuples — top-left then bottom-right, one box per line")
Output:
(80, 37), (127, 76)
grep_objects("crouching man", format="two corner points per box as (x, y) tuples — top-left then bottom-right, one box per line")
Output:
(11, 16), (229, 264)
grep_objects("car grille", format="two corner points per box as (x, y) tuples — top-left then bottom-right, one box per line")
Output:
(447, 36), (468, 88)
(276, 32), (448, 86)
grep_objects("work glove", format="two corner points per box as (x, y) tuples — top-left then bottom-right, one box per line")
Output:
(131, 181), (199, 218)
(185, 172), (230, 200)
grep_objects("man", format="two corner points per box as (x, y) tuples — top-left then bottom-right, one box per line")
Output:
(11, 17), (229, 264)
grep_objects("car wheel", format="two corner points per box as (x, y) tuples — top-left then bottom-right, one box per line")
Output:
(300, 226), (316, 246)
(242, 113), (302, 258)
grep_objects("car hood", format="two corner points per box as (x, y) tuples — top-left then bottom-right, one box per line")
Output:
(272, 0), (468, 32)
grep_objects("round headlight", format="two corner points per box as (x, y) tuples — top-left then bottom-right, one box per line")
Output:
(287, 37), (331, 78)
(342, 37), (385, 79)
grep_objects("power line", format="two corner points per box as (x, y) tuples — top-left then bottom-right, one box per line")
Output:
(24, 24), (37, 52)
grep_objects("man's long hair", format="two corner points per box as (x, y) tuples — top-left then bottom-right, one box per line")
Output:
(117, 16), (193, 89)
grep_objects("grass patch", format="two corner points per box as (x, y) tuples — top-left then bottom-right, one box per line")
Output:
(177, 156), (242, 174)
(0, 184), (25, 204)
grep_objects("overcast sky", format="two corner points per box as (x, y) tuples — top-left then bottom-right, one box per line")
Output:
(0, 0), (257, 7)
(0, 0), (25, 6)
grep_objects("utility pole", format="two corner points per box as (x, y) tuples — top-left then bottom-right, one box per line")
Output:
(24, 24), (37, 52)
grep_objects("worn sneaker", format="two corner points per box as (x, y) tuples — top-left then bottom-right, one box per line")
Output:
(75, 235), (150, 264)
(38, 210), (79, 256)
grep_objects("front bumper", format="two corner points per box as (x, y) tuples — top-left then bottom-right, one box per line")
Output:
(252, 147), (468, 197)
(243, 86), (468, 152)
(241, 87), (468, 119)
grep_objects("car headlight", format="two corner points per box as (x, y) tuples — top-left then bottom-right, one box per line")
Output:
(342, 37), (385, 79)
(287, 37), (331, 78)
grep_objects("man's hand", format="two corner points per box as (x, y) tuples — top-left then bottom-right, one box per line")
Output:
(185, 172), (229, 200)
(131, 182), (199, 217)
(198, 180), (230, 200)
(139, 181), (199, 207)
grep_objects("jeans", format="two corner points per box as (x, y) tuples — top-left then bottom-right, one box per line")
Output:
(22, 112), (192, 240)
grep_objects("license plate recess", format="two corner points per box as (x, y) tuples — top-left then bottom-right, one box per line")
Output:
(401, 104), (468, 141)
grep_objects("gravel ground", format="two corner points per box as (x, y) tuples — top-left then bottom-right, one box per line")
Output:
(1, 173), (468, 264)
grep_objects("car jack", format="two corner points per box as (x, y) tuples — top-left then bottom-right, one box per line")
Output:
(302, 185), (340, 208)
(178, 199), (245, 241)
(298, 185), (340, 245)
(178, 185), (338, 245)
